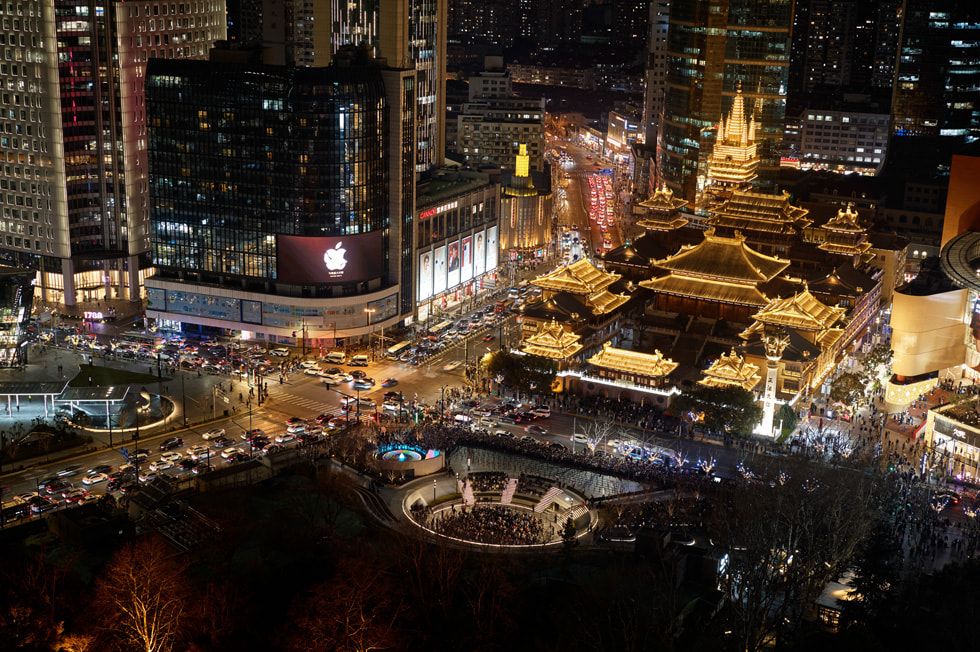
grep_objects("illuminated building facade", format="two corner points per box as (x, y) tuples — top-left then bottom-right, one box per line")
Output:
(0, 268), (35, 367)
(500, 145), (552, 256)
(145, 54), (413, 345)
(0, 0), (226, 310)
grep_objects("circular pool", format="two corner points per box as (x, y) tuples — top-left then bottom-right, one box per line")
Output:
(381, 448), (423, 462)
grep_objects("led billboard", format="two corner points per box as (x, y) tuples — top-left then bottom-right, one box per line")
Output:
(276, 232), (383, 284)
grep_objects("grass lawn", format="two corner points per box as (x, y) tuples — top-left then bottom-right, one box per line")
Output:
(69, 363), (169, 388)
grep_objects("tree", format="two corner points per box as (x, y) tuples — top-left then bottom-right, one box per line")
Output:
(93, 536), (190, 652)
(777, 403), (798, 439)
(672, 384), (763, 435)
(483, 350), (558, 396)
(829, 372), (865, 413)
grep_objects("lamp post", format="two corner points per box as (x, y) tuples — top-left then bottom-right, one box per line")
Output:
(364, 308), (376, 361)
(440, 385), (448, 425)
(433, 478), (437, 503)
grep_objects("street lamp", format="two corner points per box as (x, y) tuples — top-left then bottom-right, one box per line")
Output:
(364, 308), (376, 361)
(433, 478), (437, 503)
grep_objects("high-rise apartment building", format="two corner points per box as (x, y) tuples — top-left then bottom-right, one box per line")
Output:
(641, 0), (670, 146)
(145, 52), (414, 343)
(0, 0), (225, 310)
(660, 0), (793, 202)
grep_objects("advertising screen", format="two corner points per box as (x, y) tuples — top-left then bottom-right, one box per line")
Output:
(447, 239), (461, 290)
(276, 232), (383, 284)
(486, 226), (498, 271)
(461, 235), (473, 283)
(433, 246), (447, 295)
(418, 251), (433, 301)
(473, 230), (486, 277)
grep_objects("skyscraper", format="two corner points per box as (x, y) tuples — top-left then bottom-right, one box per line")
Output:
(0, 0), (226, 309)
(641, 0), (670, 146)
(660, 0), (793, 202)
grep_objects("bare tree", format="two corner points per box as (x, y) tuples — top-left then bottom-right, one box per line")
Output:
(93, 536), (190, 652)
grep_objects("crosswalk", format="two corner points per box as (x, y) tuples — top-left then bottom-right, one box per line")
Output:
(264, 387), (334, 416)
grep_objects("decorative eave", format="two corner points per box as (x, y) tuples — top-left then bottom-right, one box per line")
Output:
(587, 289), (630, 315)
(652, 228), (790, 283)
(521, 319), (584, 359)
(587, 342), (678, 378)
(637, 184), (689, 213)
(640, 274), (773, 307)
(710, 189), (812, 232)
(751, 287), (846, 331)
(699, 348), (762, 391)
(817, 240), (873, 256)
(823, 203), (867, 233)
(817, 328), (845, 350)
(531, 258), (620, 295)
(636, 214), (690, 231)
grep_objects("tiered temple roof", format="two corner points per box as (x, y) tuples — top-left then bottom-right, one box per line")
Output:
(521, 319), (583, 359)
(746, 286), (846, 333)
(709, 189), (812, 238)
(587, 342), (678, 378)
(636, 184), (690, 231)
(639, 229), (791, 307)
(817, 203), (872, 257)
(531, 257), (620, 295)
(699, 348), (762, 390)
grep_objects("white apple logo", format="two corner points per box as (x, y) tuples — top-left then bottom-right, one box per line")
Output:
(324, 242), (348, 272)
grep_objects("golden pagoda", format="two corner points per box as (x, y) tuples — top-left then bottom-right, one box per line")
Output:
(699, 348), (762, 391)
(530, 257), (630, 315)
(639, 229), (792, 320)
(740, 284), (846, 338)
(817, 203), (873, 261)
(708, 189), (812, 249)
(521, 319), (584, 359)
(636, 183), (689, 232)
(587, 342), (678, 388)
(704, 83), (760, 199)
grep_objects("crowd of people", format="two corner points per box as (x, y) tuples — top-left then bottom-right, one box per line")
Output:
(467, 471), (508, 492)
(429, 505), (545, 545)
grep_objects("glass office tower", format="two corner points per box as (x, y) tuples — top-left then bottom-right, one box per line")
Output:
(660, 0), (793, 202)
(146, 56), (408, 344)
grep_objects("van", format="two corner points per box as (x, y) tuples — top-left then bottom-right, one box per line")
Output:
(349, 354), (369, 367)
(325, 351), (346, 364)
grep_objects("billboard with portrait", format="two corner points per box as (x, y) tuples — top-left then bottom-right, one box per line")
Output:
(460, 235), (473, 283)
(276, 231), (383, 284)
(473, 229), (486, 277)
(447, 239), (461, 290)
(433, 245), (447, 295)
(486, 226), (498, 272)
(418, 251), (433, 301)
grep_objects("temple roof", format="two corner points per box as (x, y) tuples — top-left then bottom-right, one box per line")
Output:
(698, 348), (761, 391)
(602, 243), (655, 268)
(531, 258), (620, 294)
(587, 342), (678, 378)
(639, 275), (773, 307)
(807, 264), (876, 297)
(709, 190), (812, 234)
(637, 184), (689, 214)
(521, 319), (583, 359)
(823, 203), (867, 233)
(587, 289), (630, 314)
(749, 287), (846, 331)
(651, 229), (790, 283)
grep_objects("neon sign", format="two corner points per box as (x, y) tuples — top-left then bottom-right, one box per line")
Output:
(419, 200), (458, 220)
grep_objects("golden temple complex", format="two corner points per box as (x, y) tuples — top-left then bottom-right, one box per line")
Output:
(699, 348), (762, 391)
(636, 184), (689, 232)
(707, 189), (812, 250)
(520, 319), (584, 359)
(817, 203), (873, 261)
(705, 84), (760, 195)
(532, 257), (620, 295)
(586, 342), (679, 389)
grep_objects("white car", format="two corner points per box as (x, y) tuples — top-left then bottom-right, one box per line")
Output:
(382, 401), (402, 412)
(572, 433), (589, 444)
(160, 451), (183, 463)
(275, 433), (296, 444)
(300, 360), (319, 369)
(202, 428), (225, 440)
(286, 423), (307, 434)
(82, 472), (108, 485)
(531, 406), (551, 418)
(149, 459), (173, 472)
(304, 367), (321, 376)
(221, 446), (244, 459)
(187, 445), (211, 460)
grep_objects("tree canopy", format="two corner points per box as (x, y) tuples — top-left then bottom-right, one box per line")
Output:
(672, 384), (763, 435)
(483, 350), (558, 395)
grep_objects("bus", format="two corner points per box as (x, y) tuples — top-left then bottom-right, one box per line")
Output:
(386, 340), (412, 359)
(1, 496), (30, 523)
(427, 320), (454, 339)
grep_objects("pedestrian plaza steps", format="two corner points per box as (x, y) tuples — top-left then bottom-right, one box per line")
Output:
(462, 479), (475, 506)
(534, 486), (563, 513)
(500, 477), (518, 505)
(569, 503), (589, 521)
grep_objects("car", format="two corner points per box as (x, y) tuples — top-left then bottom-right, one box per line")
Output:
(382, 401), (402, 412)
(315, 413), (332, 424)
(186, 444), (209, 459)
(495, 430), (515, 439)
(225, 452), (252, 464)
(160, 451), (183, 463)
(45, 479), (72, 494)
(443, 361), (462, 371)
(300, 360), (319, 369)
(88, 464), (114, 475)
(202, 428), (225, 440)
(482, 334), (494, 342)
(519, 435), (536, 443)
(247, 435), (271, 449)
(286, 422), (307, 434)
(212, 436), (234, 448)
(159, 436), (184, 451)
(352, 379), (375, 390)
(82, 472), (107, 485)
(63, 488), (89, 503)
(320, 374), (344, 386)
(275, 433), (297, 444)
(178, 459), (199, 473)
(263, 443), (284, 454)
(304, 367), (321, 376)
(242, 428), (267, 440)
(572, 433), (589, 444)
(350, 370), (367, 380)
(149, 459), (173, 472)
(132, 453), (150, 466)
(56, 464), (82, 477)
(524, 424), (548, 436)
(328, 417), (347, 428)
(384, 390), (404, 401)
(30, 496), (58, 514)
(221, 446), (245, 459)
(381, 377), (398, 387)
(531, 406), (551, 418)
(470, 407), (492, 417)
(285, 417), (305, 426)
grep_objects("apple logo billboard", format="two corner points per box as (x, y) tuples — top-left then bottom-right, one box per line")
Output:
(277, 232), (382, 284)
